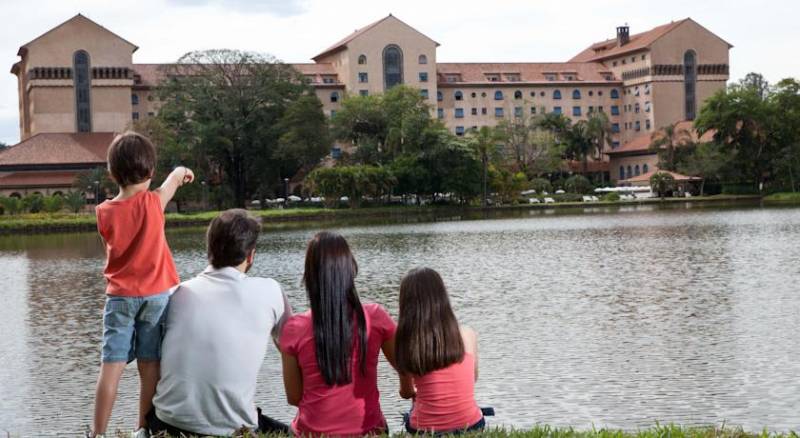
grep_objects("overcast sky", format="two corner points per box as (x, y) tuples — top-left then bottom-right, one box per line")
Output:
(1, 0), (798, 145)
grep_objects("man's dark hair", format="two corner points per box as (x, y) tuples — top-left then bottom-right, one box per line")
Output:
(106, 131), (156, 187)
(207, 209), (262, 268)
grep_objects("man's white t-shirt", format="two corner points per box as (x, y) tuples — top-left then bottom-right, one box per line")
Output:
(153, 265), (290, 436)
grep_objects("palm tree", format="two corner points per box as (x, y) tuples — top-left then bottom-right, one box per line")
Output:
(650, 123), (692, 171)
(567, 121), (594, 175)
(467, 126), (500, 206)
(534, 112), (572, 145)
(586, 112), (614, 185)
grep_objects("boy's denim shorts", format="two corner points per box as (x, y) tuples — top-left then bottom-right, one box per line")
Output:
(101, 291), (171, 363)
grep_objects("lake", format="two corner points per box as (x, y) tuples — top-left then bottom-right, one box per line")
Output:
(1, 202), (799, 436)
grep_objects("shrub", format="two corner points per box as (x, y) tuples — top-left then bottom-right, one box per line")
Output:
(721, 183), (759, 195)
(528, 178), (552, 194)
(42, 195), (65, 213)
(564, 175), (593, 194)
(601, 192), (620, 202)
(0, 196), (24, 215)
(64, 191), (86, 213)
(305, 165), (396, 208)
(22, 193), (45, 213)
(650, 172), (676, 198)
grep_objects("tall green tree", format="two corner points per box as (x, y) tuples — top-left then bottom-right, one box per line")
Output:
(649, 123), (692, 172)
(495, 117), (562, 178)
(566, 121), (594, 174)
(467, 126), (501, 206)
(157, 49), (327, 207)
(677, 142), (730, 196)
(586, 112), (614, 184)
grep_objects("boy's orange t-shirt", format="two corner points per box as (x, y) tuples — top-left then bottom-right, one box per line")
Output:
(96, 190), (179, 297)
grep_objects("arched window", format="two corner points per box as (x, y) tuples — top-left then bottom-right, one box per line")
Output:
(10, 192), (21, 198)
(643, 164), (649, 174)
(382, 45), (403, 89)
(418, 54), (427, 65)
(684, 50), (697, 120)
(73, 50), (91, 132)
(455, 91), (463, 101)
(494, 90), (503, 100)
(514, 90), (522, 100)
(437, 91), (443, 101)
(626, 166), (632, 179)
(53, 191), (63, 197)
(358, 54), (367, 65)
(634, 165), (640, 176)
(572, 89), (581, 99)
(553, 90), (562, 100)
(619, 166), (625, 180)
(330, 91), (339, 103)
(610, 89), (619, 99)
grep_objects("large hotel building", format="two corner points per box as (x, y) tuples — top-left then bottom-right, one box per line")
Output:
(0, 14), (731, 196)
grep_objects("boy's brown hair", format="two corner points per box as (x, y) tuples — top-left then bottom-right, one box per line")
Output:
(106, 131), (156, 187)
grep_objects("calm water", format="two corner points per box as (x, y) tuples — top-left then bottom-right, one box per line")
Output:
(1, 203), (799, 436)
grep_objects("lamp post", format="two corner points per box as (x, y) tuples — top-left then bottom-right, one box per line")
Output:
(283, 178), (289, 208)
(93, 180), (100, 204)
(201, 180), (208, 211)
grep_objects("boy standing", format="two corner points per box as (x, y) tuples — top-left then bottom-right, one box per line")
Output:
(89, 132), (194, 438)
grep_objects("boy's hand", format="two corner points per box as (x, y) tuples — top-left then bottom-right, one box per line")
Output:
(181, 168), (195, 185)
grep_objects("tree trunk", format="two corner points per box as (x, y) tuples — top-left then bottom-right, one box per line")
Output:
(700, 180), (705, 197)
(482, 156), (488, 206)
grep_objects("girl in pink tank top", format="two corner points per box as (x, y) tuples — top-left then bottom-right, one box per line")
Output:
(395, 268), (484, 434)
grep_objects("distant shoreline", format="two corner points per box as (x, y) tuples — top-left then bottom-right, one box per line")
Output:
(0, 194), (779, 236)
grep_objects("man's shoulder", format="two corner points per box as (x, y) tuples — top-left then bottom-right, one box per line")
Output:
(241, 276), (281, 292)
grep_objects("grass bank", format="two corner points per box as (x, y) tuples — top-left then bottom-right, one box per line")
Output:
(763, 192), (800, 203)
(111, 424), (798, 438)
(0, 194), (764, 235)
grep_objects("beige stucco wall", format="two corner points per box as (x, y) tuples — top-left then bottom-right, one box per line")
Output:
(28, 86), (75, 134)
(610, 154), (659, 182)
(339, 16), (438, 107)
(23, 16), (135, 68)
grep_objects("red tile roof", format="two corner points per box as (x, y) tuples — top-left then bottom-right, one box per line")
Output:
(436, 62), (617, 84)
(133, 63), (338, 88)
(606, 121), (715, 156)
(620, 169), (702, 183)
(0, 171), (79, 188)
(0, 133), (116, 167)
(570, 19), (689, 63)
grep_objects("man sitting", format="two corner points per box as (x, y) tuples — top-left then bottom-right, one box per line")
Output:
(147, 209), (291, 436)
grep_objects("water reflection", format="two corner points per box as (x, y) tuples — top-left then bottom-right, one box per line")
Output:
(1, 205), (800, 435)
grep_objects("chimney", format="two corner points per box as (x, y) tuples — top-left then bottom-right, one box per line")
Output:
(616, 25), (630, 46)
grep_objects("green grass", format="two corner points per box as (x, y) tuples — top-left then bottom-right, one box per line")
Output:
(109, 424), (799, 438)
(0, 194), (767, 235)
(763, 192), (800, 203)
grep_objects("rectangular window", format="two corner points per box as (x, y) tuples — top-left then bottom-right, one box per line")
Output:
(330, 110), (336, 118)
(572, 106), (581, 116)
(612, 123), (620, 133)
(646, 119), (651, 130)
(455, 108), (464, 118)
(481, 108), (488, 115)
(132, 112), (139, 120)
(359, 89), (368, 96)
(419, 72), (428, 82)
(131, 94), (139, 105)
(530, 106), (537, 115)
(471, 108), (478, 115)
(612, 141), (620, 149)
(553, 106), (562, 115)
(437, 108), (444, 119)
(420, 89), (429, 99)
(495, 107), (504, 117)
(598, 106), (604, 112)
(514, 107), (523, 117)
(635, 121), (641, 131)
(455, 126), (465, 136)
(611, 105), (620, 115)
(588, 106), (594, 114)
(645, 101), (651, 112)
(331, 147), (342, 159)
(358, 72), (368, 83)
(147, 112), (154, 117)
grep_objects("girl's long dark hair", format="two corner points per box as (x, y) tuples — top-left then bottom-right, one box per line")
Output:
(395, 267), (465, 376)
(303, 231), (367, 386)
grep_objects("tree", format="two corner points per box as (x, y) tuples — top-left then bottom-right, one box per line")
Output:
(275, 94), (331, 169)
(490, 167), (527, 204)
(564, 175), (593, 194)
(157, 49), (326, 207)
(677, 142), (730, 195)
(565, 121), (594, 174)
(0, 141), (8, 149)
(650, 172), (676, 199)
(74, 167), (115, 202)
(495, 117), (562, 178)
(585, 112), (614, 184)
(0, 196), (23, 215)
(42, 195), (64, 213)
(695, 73), (781, 192)
(650, 123), (692, 171)
(466, 126), (501, 206)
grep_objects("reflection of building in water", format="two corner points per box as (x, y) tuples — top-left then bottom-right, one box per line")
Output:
(2, 14), (731, 195)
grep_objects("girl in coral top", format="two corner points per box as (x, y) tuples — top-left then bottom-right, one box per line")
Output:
(279, 231), (413, 436)
(395, 267), (484, 434)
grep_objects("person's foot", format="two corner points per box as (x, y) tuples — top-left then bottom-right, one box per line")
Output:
(84, 431), (105, 438)
(131, 428), (149, 438)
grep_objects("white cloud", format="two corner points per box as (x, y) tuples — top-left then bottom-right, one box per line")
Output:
(1, 0), (798, 145)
